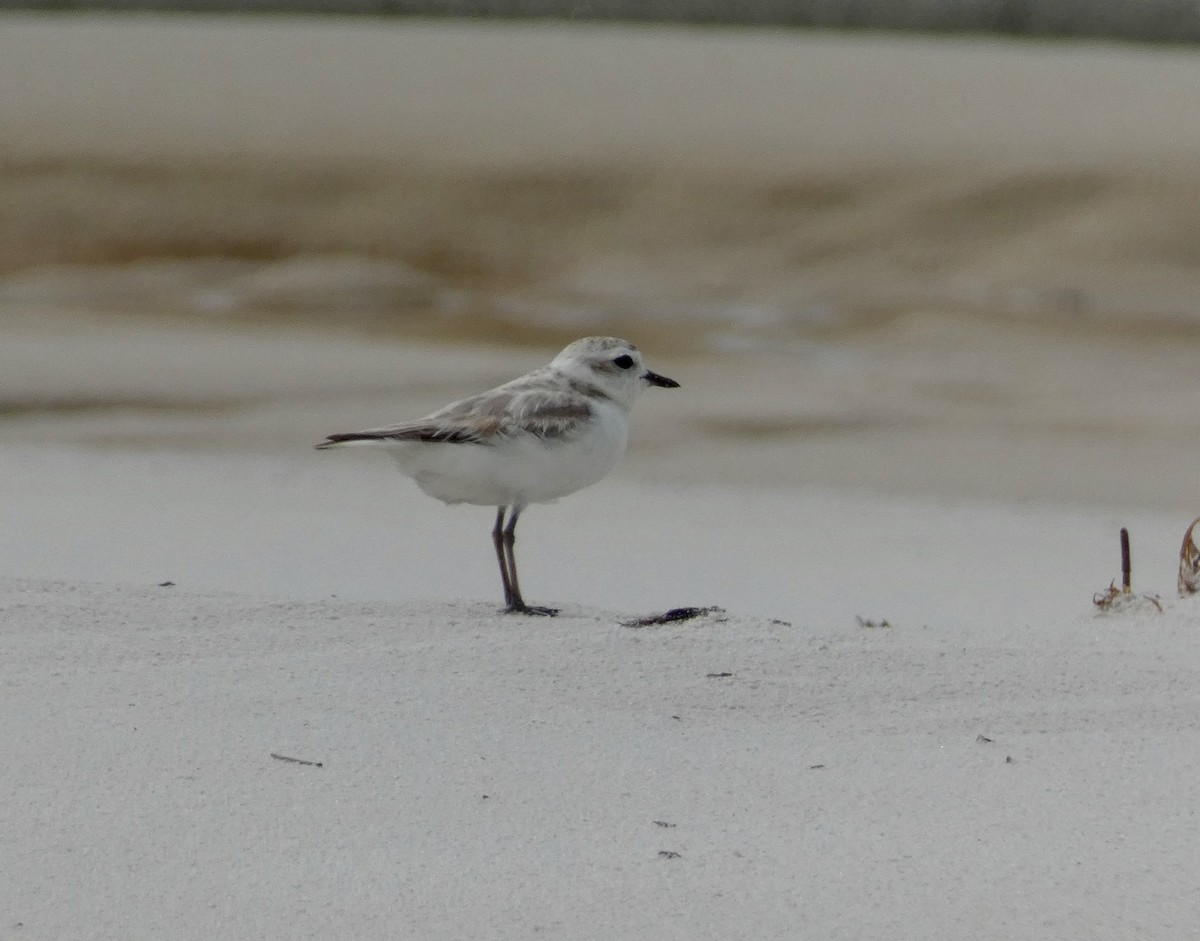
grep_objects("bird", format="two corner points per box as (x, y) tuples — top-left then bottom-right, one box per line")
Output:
(316, 336), (679, 615)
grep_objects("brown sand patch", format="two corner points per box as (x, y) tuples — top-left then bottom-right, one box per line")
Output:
(5, 158), (1200, 349)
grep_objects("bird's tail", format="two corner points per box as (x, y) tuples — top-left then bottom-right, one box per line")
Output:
(314, 434), (387, 450)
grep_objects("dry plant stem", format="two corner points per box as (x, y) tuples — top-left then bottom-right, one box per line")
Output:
(1121, 527), (1132, 593)
(1093, 528), (1163, 611)
(270, 753), (323, 767)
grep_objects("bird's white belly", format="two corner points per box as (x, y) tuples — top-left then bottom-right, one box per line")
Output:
(389, 406), (629, 508)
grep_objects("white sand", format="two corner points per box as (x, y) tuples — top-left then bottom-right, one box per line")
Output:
(5, 410), (1200, 939)
(5, 567), (1200, 939)
(5, 16), (1200, 939)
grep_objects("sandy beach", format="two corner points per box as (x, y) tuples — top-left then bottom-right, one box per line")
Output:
(5, 15), (1200, 939)
(6, 575), (1200, 940)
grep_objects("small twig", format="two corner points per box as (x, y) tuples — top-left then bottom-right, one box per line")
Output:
(1094, 527), (1163, 613)
(270, 752), (323, 768)
(1120, 527), (1132, 593)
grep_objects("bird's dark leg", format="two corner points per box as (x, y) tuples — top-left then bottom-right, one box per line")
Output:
(492, 507), (514, 609)
(501, 507), (558, 617)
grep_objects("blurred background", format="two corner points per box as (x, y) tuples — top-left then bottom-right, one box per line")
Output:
(4, 4), (1200, 607)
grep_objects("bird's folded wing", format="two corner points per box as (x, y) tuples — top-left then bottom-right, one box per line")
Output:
(317, 383), (594, 447)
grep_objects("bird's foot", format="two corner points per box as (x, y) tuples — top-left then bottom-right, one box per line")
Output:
(504, 603), (559, 617)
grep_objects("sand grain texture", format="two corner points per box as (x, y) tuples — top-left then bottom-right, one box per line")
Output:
(5, 577), (1200, 940)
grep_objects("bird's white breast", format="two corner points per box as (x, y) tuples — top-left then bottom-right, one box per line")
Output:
(386, 400), (630, 508)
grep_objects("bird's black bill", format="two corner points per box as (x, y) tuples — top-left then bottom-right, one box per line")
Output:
(643, 371), (680, 388)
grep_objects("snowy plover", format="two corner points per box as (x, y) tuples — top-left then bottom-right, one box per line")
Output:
(316, 337), (679, 615)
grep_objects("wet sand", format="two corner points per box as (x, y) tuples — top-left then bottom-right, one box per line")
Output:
(4, 15), (1200, 335)
(5, 15), (1200, 508)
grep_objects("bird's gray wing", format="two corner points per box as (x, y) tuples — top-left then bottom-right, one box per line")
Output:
(317, 374), (594, 448)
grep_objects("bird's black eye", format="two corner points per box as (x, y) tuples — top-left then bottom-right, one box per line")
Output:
(613, 354), (635, 369)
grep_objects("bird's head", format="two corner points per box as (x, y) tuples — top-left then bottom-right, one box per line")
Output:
(550, 336), (679, 410)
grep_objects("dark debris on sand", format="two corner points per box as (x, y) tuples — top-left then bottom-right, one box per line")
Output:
(622, 606), (726, 627)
